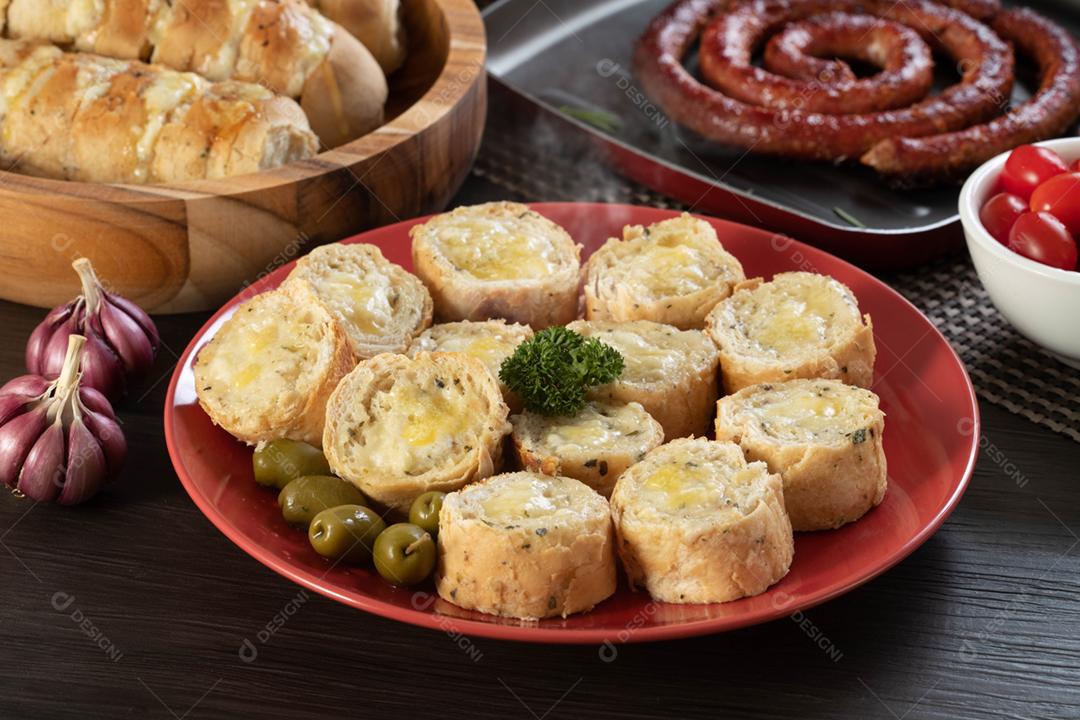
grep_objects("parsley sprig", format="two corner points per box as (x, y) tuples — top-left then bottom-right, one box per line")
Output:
(499, 327), (624, 416)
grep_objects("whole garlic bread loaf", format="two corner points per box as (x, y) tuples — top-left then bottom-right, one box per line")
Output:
(610, 438), (793, 604)
(410, 202), (582, 329)
(323, 352), (511, 512)
(510, 400), (664, 497)
(584, 213), (745, 330)
(715, 379), (887, 531)
(2, 0), (387, 148)
(706, 272), (876, 393)
(567, 319), (720, 440)
(193, 285), (354, 446)
(406, 320), (533, 412)
(282, 244), (433, 360)
(436, 472), (617, 619)
(0, 41), (318, 183)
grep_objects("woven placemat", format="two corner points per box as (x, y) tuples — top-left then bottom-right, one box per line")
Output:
(470, 116), (1080, 443)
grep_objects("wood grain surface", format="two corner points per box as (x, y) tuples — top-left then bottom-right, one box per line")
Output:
(0, 174), (1076, 719)
(0, 0), (487, 314)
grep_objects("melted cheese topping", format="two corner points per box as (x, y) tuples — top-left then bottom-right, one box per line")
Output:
(480, 477), (564, 521)
(637, 461), (758, 519)
(630, 244), (709, 295)
(542, 402), (642, 452)
(732, 275), (857, 356)
(434, 217), (559, 280)
(200, 302), (316, 399)
(133, 71), (201, 182)
(0, 45), (61, 119)
(316, 267), (394, 336)
(739, 381), (874, 442)
(363, 381), (473, 474)
(573, 322), (712, 386)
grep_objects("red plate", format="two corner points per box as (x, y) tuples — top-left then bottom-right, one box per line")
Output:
(164, 203), (979, 644)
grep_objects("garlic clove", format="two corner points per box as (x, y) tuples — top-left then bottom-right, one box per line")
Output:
(17, 422), (66, 503)
(1, 375), (50, 398)
(0, 395), (28, 427)
(82, 408), (126, 474)
(37, 310), (80, 379)
(78, 328), (125, 401)
(108, 295), (160, 352)
(99, 301), (155, 377)
(24, 304), (73, 375)
(79, 386), (117, 421)
(0, 406), (48, 489)
(58, 419), (107, 506)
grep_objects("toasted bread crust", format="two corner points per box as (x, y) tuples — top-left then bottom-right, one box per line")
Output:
(323, 352), (511, 512)
(715, 379), (888, 531)
(410, 202), (582, 329)
(610, 438), (793, 604)
(706, 273), (876, 394)
(436, 472), (617, 619)
(584, 213), (745, 330)
(193, 286), (355, 446)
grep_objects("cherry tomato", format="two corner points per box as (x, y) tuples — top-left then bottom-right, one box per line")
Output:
(1030, 172), (1080, 236)
(979, 192), (1027, 244)
(1007, 211), (1078, 271)
(1000, 145), (1069, 201)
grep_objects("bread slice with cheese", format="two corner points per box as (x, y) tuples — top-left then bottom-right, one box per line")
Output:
(409, 202), (582, 329)
(436, 472), (617, 619)
(510, 401), (664, 497)
(610, 438), (793, 604)
(715, 379), (887, 531)
(193, 285), (354, 446)
(584, 213), (745, 330)
(566, 319), (720, 440)
(706, 272), (876, 393)
(406, 320), (533, 412)
(323, 352), (511, 512)
(282, 243), (433, 360)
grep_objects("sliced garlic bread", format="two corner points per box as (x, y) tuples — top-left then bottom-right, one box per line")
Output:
(715, 379), (887, 531)
(510, 400), (664, 497)
(193, 286), (354, 446)
(282, 243), (433, 359)
(409, 202), (582, 329)
(610, 438), (793, 604)
(322, 352), (511, 512)
(567, 319), (720, 440)
(406, 320), (533, 412)
(436, 472), (617, 619)
(705, 272), (875, 393)
(584, 213), (745, 330)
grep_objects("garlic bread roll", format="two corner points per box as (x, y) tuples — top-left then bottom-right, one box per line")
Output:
(706, 272), (876, 393)
(436, 472), (617, 619)
(282, 244), (433, 360)
(0, 41), (318, 183)
(5, 0), (387, 148)
(510, 401), (664, 497)
(584, 213), (745, 330)
(410, 202), (582, 329)
(323, 352), (511, 512)
(406, 320), (533, 412)
(193, 286), (354, 446)
(307, 0), (406, 75)
(610, 438), (793, 604)
(567, 320), (720, 440)
(715, 379), (887, 531)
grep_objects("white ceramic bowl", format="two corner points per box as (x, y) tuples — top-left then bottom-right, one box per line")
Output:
(959, 137), (1080, 368)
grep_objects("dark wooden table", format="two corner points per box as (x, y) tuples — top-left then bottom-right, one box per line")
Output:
(2, 172), (1078, 720)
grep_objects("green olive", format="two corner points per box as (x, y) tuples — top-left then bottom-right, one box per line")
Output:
(253, 439), (332, 490)
(408, 492), (446, 536)
(373, 523), (436, 587)
(278, 476), (369, 527)
(308, 505), (386, 564)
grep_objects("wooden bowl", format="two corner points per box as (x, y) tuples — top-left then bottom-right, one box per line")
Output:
(0, 0), (486, 313)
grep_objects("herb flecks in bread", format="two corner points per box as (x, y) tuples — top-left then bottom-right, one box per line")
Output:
(500, 327), (624, 417)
